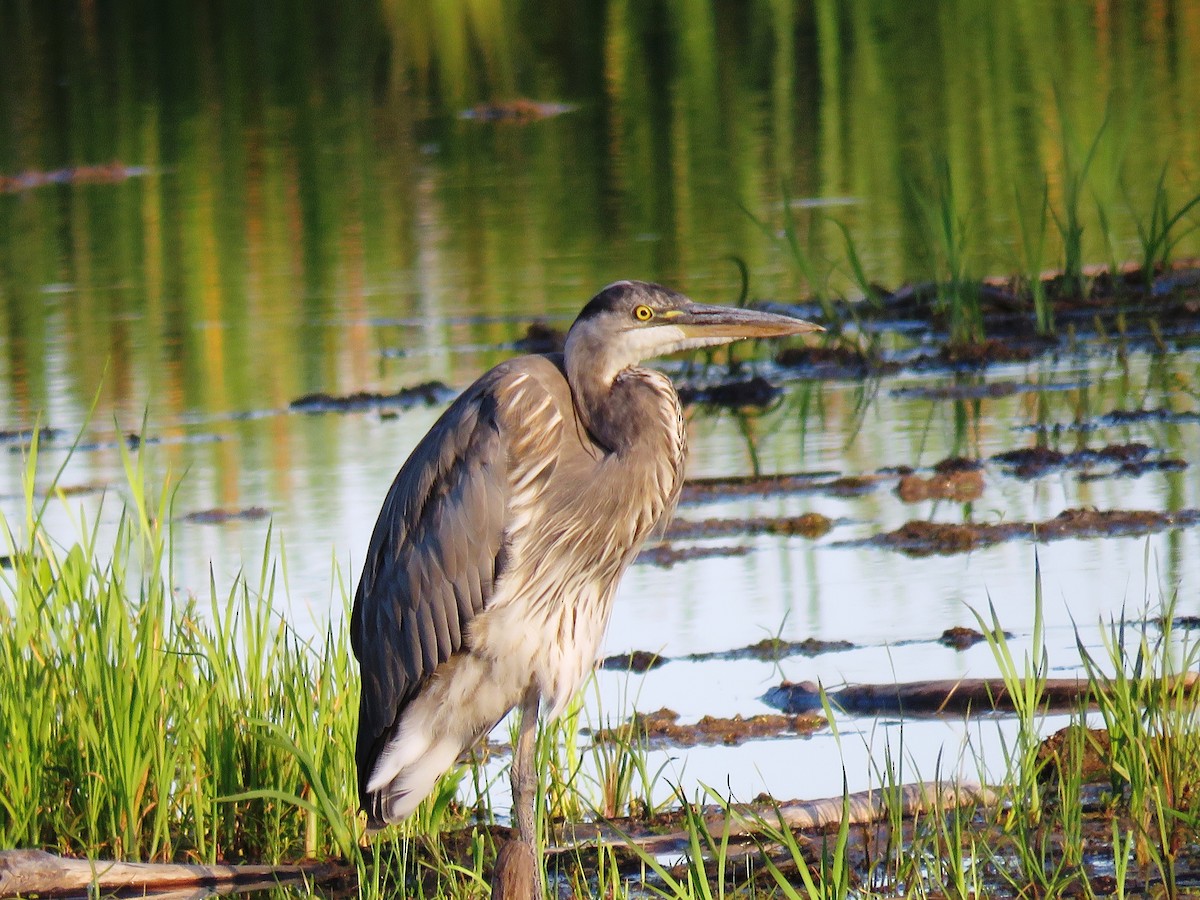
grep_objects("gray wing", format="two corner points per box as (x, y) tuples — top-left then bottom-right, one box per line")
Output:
(350, 380), (510, 811)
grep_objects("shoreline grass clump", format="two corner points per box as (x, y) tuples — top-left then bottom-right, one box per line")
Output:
(0, 437), (366, 865)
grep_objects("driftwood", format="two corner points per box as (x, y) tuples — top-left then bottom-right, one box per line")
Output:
(764, 673), (1200, 716)
(0, 849), (345, 898)
(548, 781), (998, 856)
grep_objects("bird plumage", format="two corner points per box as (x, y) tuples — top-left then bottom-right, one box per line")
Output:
(351, 280), (818, 828)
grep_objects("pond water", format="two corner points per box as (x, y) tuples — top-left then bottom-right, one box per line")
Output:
(2, 1), (1200, 811)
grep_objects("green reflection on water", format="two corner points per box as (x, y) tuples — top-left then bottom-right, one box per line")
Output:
(0, 0), (1198, 429)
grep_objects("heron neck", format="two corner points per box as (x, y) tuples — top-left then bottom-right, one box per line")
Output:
(569, 364), (679, 456)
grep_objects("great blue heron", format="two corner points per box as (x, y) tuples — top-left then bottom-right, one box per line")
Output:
(351, 280), (820, 895)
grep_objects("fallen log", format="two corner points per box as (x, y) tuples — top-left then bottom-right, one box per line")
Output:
(549, 781), (997, 856)
(764, 673), (1200, 716)
(0, 849), (347, 898)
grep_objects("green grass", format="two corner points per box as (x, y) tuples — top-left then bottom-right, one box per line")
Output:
(5, 433), (1200, 899)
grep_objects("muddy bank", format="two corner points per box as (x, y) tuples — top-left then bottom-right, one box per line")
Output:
(589, 707), (825, 748)
(763, 673), (1199, 716)
(852, 507), (1200, 556)
(289, 381), (453, 414)
(992, 441), (1186, 478)
(667, 512), (835, 541)
(636, 543), (753, 567)
(680, 470), (878, 503)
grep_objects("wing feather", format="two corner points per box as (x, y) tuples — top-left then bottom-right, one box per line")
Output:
(350, 356), (569, 812)
(350, 381), (508, 805)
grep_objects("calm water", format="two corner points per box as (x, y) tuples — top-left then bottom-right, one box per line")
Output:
(2, 0), (1200, 804)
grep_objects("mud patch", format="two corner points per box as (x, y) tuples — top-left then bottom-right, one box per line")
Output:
(289, 381), (453, 414)
(667, 512), (835, 541)
(637, 543), (752, 567)
(458, 98), (577, 122)
(854, 507), (1200, 556)
(691, 636), (856, 663)
(764, 675), (1199, 716)
(896, 468), (984, 502)
(775, 344), (900, 378)
(681, 471), (879, 503)
(938, 626), (1008, 650)
(891, 379), (1082, 401)
(591, 707), (826, 748)
(1036, 725), (1112, 786)
(178, 507), (271, 525)
(0, 161), (153, 193)
(599, 651), (667, 673)
(0, 426), (62, 446)
(677, 376), (781, 408)
(936, 339), (1035, 366)
(990, 442), (1182, 478)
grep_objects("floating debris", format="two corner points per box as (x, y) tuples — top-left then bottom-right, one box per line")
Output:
(1099, 407), (1200, 426)
(775, 344), (900, 378)
(0, 426), (62, 446)
(590, 707), (825, 748)
(636, 543), (751, 568)
(855, 507), (1200, 557)
(991, 442), (1160, 477)
(896, 468), (984, 502)
(289, 381), (453, 414)
(179, 507), (271, 524)
(937, 339), (1035, 366)
(891, 380), (1081, 401)
(677, 376), (781, 408)
(1077, 457), (1188, 480)
(692, 636), (855, 664)
(937, 626), (1008, 651)
(667, 512), (834, 541)
(680, 470), (852, 503)
(458, 99), (577, 122)
(599, 650), (667, 673)
(0, 162), (153, 193)
(763, 673), (1199, 716)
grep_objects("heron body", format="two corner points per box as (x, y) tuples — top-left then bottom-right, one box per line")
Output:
(350, 281), (820, 868)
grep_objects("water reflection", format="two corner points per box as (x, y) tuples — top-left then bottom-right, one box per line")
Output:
(3, 0), (1200, 807)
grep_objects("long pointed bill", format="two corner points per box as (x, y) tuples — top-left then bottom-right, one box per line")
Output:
(670, 301), (823, 340)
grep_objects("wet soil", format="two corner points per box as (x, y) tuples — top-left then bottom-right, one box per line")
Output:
(896, 468), (984, 502)
(990, 441), (1185, 478)
(597, 637), (857, 674)
(289, 381), (453, 414)
(589, 707), (826, 748)
(856, 507), (1200, 557)
(636, 542), (752, 568)
(599, 650), (667, 673)
(458, 98), (577, 122)
(762, 675), (1198, 716)
(691, 636), (856, 663)
(937, 625), (1008, 650)
(680, 471), (878, 503)
(0, 161), (152, 193)
(666, 512), (835, 541)
(774, 344), (901, 377)
(178, 507), (271, 525)
(676, 375), (782, 408)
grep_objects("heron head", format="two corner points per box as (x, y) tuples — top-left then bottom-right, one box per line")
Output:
(566, 280), (822, 383)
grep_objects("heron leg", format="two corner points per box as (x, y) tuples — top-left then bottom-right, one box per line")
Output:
(491, 685), (543, 900)
(512, 685), (541, 846)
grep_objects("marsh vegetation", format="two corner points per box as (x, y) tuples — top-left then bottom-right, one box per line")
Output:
(5, 0), (1200, 896)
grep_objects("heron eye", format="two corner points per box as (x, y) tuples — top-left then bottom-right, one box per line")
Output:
(633, 305), (654, 322)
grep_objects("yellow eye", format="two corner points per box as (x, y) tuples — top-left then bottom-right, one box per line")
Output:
(633, 305), (654, 322)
